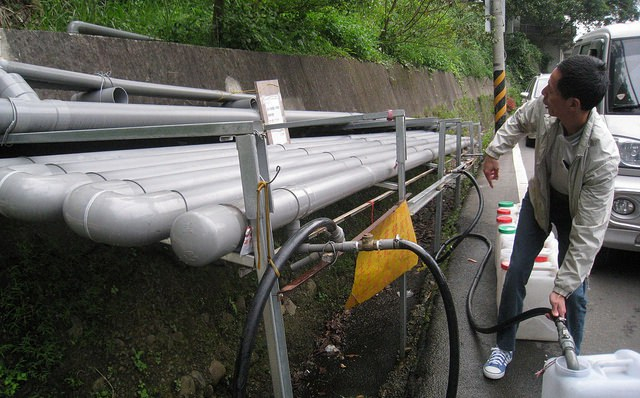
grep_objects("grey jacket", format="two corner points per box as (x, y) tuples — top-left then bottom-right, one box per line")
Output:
(485, 96), (620, 296)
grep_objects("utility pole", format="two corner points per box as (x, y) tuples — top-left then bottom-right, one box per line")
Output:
(491, 0), (507, 132)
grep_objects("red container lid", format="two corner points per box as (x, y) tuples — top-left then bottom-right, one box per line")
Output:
(497, 208), (511, 215)
(535, 256), (548, 263)
(501, 261), (510, 270)
(496, 215), (513, 224)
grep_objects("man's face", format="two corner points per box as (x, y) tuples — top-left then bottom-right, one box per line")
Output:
(542, 69), (570, 119)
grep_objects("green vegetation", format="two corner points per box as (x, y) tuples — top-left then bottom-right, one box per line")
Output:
(3, 0), (493, 79)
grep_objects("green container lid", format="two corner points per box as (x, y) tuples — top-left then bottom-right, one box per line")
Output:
(498, 225), (517, 234)
(498, 200), (515, 208)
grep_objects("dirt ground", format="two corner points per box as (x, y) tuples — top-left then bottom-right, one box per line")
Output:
(0, 179), (457, 397)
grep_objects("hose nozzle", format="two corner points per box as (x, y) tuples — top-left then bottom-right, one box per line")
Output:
(553, 316), (580, 370)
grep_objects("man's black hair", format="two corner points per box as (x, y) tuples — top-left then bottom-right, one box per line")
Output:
(556, 55), (608, 110)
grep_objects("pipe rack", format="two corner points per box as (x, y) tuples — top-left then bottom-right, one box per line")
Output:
(0, 61), (484, 397)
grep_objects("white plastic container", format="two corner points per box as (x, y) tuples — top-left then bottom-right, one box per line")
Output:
(544, 232), (559, 269)
(541, 350), (640, 398)
(495, 224), (517, 270)
(496, 260), (509, 307)
(496, 254), (558, 341)
(497, 200), (520, 225)
(516, 255), (558, 341)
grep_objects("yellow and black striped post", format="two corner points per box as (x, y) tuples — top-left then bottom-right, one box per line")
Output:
(491, 0), (506, 133)
(494, 69), (507, 131)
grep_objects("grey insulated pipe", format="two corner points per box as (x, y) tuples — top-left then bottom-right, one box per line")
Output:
(0, 58), (255, 103)
(0, 98), (361, 134)
(171, 137), (469, 265)
(71, 87), (129, 104)
(67, 21), (155, 41)
(0, 70), (39, 101)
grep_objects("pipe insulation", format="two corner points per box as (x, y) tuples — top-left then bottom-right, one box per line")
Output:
(171, 137), (469, 265)
(0, 132), (442, 221)
(0, 133), (372, 168)
(0, 58), (253, 102)
(0, 98), (362, 135)
(0, 69), (40, 101)
(61, 137), (465, 247)
(62, 157), (366, 246)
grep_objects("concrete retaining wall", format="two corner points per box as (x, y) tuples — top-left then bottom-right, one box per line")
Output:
(0, 28), (491, 117)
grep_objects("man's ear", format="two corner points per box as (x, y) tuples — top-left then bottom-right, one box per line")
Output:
(568, 97), (582, 111)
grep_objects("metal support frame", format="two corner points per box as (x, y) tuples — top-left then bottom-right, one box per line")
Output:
(14, 110), (476, 397)
(237, 133), (293, 398)
(394, 112), (409, 359)
(432, 119), (454, 251)
(454, 121), (463, 209)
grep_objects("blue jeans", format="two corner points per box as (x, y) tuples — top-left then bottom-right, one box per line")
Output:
(497, 189), (588, 354)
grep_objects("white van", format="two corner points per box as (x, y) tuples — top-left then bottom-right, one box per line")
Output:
(572, 22), (640, 252)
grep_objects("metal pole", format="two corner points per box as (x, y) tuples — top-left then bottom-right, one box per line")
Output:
(492, 0), (507, 132)
(433, 120), (446, 252)
(236, 133), (292, 398)
(454, 121), (462, 208)
(394, 112), (408, 359)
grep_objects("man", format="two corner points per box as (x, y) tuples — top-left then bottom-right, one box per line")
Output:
(482, 55), (620, 380)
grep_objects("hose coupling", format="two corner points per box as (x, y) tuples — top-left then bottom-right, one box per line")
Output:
(360, 233), (379, 251)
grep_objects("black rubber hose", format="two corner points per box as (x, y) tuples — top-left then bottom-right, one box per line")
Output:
(397, 239), (459, 398)
(232, 217), (337, 398)
(452, 169), (552, 333)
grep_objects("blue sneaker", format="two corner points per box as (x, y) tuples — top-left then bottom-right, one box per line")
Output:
(483, 347), (513, 379)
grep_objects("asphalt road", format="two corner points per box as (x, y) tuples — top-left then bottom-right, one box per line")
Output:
(413, 139), (640, 397)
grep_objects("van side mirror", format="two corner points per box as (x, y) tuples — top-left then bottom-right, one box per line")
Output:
(521, 91), (529, 99)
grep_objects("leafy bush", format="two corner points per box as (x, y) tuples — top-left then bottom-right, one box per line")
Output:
(505, 32), (545, 90)
(7, 0), (494, 77)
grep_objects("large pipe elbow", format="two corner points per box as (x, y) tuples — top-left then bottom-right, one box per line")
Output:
(0, 165), (98, 221)
(63, 181), (188, 246)
(171, 204), (247, 266)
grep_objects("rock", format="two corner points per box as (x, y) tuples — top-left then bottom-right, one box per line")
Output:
(306, 279), (317, 296)
(208, 359), (226, 385)
(282, 297), (297, 316)
(190, 370), (206, 387)
(178, 375), (196, 397)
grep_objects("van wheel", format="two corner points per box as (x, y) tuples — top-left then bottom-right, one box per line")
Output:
(525, 137), (536, 148)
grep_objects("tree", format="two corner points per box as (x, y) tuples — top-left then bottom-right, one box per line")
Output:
(507, 0), (640, 30)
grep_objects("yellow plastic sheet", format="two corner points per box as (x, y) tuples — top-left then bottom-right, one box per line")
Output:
(345, 201), (418, 309)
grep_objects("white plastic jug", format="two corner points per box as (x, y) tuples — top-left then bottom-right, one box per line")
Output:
(516, 255), (558, 341)
(495, 224), (517, 270)
(541, 350), (640, 398)
(544, 232), (559, 269)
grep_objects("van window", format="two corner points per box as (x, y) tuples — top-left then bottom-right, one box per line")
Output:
(608, 37), (640, 114)
(577, 39), (604, 59)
